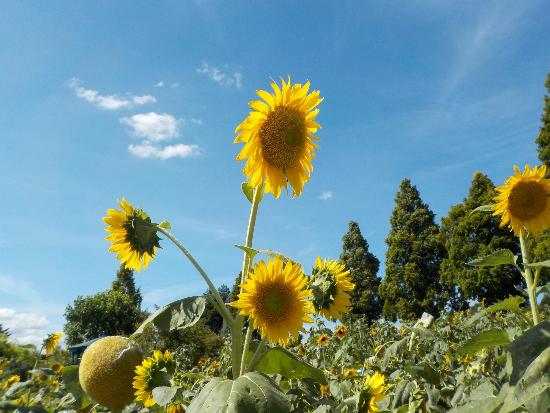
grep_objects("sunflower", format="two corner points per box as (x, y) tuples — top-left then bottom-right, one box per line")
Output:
(231, 256), (314, 345)
(234, 77), (323, 198)
(103, 198), (161, 271)
(493, 165), (550, 235)
(310, 258), (355, 321)
(133, 350), (176, 407)
(2, 375), (20, 390)
(343, 368), (357, 379)
(43, 332), (62, 356)
(335, 325), (346, 338)
(320, 384), (330, 397)
(51, 363), (64, 374)
(358, 372), (388, 413)
(317, 333), (330, 346)
(0, 359), (10, 369)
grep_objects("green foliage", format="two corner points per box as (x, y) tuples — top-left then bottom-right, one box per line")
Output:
(339, 221), (382, 322)
(111, 264), (143, 308)
(379, 179), (446, 320)
(535, 73), (550, 168)
(440, 172), (522, 310)
(187, 371), (290, 413)
(0, 323), (10, 336)
(203, 285), (231, 334)
(63, 290), (145, 345)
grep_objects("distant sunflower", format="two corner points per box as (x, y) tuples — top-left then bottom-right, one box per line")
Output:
(493, 165), (550, 235)
(335, 325), (346, 338)
(51, 363), (64, 374)
(133, 350), (175, 407)
(343, 368), (357, 379)
(231, 256), (314, 345)
(44, 332), (62, 356)
(2, 375), (20, 390)
(103, 198), (161, 271)
(320, 384), (330, 397)
(359, 372), (388, 413)
(310, 258), (355, 321)
(234, 77), (323, 198)
(317, 333), (330, 346)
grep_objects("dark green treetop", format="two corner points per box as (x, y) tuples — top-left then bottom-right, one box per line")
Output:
(339, 221), (382, 322)
(536, 73), (550, 169)
(379, 179), (446, 321)
(439, 172), (522, 310)
(111, 264), (143, 308)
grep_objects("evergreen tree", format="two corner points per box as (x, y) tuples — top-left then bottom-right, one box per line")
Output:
(339, 221), (382, 322)
(112, 265), (142, 308)
(439, 172), (522, 309)
(536, 73), (550, 170)
(379, 179), (446, 321)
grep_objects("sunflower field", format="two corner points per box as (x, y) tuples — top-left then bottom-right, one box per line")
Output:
(1, 77), (549, 413)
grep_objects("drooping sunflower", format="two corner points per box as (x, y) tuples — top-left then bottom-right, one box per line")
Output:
(309, 257), (355, 321)
(234, 77), (323, 198)
(2, 375), (20, 390)
(358, 372), (388, 413)
(133, 350), (176, 407)
(43, 332), (62, 356)
(335, 325), (346, 338)
(103, 198), (161, 272)
(231, 256), (314, 345)
(493, 165), (550, 235)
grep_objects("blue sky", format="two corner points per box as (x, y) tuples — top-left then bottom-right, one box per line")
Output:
(1, 0), (549, 346)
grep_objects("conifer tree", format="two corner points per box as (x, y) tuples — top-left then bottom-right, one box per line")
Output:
(112, 265), (142, 308)
(439, 172), (522, 309)
(339, 221), (382, 322)
(379, 179), (445, 320)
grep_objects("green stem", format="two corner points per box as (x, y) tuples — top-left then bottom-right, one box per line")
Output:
(247, 341), (267, 373)
(519, 230), (540, 325)
(233, 185), (263, 378)
(156, 226), (234, 326)
(240, 324), (254, 375)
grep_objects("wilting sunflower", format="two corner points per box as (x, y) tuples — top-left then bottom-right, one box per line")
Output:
(234, 77), (323, 198)
(104, 198), (161, 272)
(493, 165), (550, 235)
(133, 350), (176, 407)
(358, 372), (388, 413)
(231, 256), (314, 345)
(310, 258), (355, 321)
(2, 375), (20, 390)
(317, 333), (330, 346)
(43, 332), (62, 356)
(335, 325), (346, 338)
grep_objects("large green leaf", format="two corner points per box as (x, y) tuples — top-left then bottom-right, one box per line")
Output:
(133, 296), (206, 336)
(186, 372), (290, 413)
(404, 363), (441, 385)
(465, 296), (526, 326)
(152, 386), (178, 407)
(507, 320), (550, 384)
(246, 341), (327, 384)
(468, 249), (517, 267)
(458, 329), (510, 355)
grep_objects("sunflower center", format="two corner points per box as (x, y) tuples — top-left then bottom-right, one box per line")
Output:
(508, 181), (547, 220)
(256, 283), (294, 321)
(259, 106), (306, 169)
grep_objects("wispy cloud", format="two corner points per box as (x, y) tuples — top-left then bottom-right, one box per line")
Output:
(120, 112), (180, 141)
(68, 78), (156, 110)
(196, 62), (243, 88)
(318, 190), (333, 201)
(128, 143), (200, 159)
(154, 80), (164, 87)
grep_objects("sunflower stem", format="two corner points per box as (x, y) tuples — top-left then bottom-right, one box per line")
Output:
(233, 184), (264, 379)
(246, 341), (266, 373)
(156, 226), (234, 326)
(239, 323), (254, 375)
(519, 230), (540, 325)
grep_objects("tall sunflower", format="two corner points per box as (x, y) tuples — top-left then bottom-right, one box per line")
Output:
(493, 165), (550, 235)
(103, 198), (161, 271)
(133, 350), (176, 407)
(231, 256), (314, 345)
(44, 332), (62, 356)
(358, 372), (388, 413)
(234, 77), (323, 198)
(309, 258), (355, 321)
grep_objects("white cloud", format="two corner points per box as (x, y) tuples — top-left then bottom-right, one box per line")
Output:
(154, 80), (165, 87)
(128, 143), (200, 159)
(196, 62), (243, 88)
(318, 190), (333, 201)
(120, 112), (180, 142)
(171, 82), (180, 88)
(68, 78), (156, 110)
(0, 308), (51, 347)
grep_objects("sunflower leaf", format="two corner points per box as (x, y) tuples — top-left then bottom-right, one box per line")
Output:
(241, 182), (263, 204)
(525, 260), (550, 269)
(152, 386), (178, 407)
(132, 296), (206, 336)
(458, 329), (510, 355)
(158, 220), (172, 229)
(468, 249), (518, 267)
(470, 204), (495, 214)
